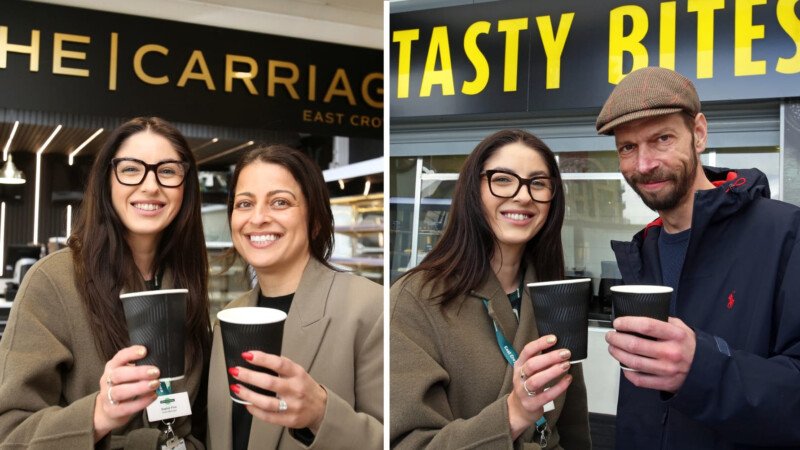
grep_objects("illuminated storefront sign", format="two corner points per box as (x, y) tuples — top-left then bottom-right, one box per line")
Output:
(391, 0), (800, 118)
(0, 0), (383, 138)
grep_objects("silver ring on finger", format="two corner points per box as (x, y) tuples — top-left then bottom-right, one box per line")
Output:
(523, 379), (537, 397)
(107, 386), (119, 405)
(277, 398), (288, 413)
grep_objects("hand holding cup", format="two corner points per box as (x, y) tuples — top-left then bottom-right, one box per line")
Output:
(93, 345), (160, 442)
(606, 317), (696, 392)
(228, 351), (328, 434)
(607, 285), (671, 370)
(217, 307), (286, 402)
(606, 285), (696, 392)
(507, 335), (573, 440)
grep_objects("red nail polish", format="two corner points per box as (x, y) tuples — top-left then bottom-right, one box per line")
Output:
(242, 352), (254, 361)
(230, 384), (240, 394)
(228, 367), (239, 377)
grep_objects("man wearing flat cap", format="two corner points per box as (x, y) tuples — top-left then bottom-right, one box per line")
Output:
(597, 66), (800, 449)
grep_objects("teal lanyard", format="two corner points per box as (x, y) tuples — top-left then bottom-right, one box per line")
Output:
(482, 296), (548, 432)
(483, 299), (518, 366)
(481, 276), (525, 366)
(156, 380), (172, 396)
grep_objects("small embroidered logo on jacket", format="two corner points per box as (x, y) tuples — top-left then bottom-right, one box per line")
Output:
(727, 291), (736, 309)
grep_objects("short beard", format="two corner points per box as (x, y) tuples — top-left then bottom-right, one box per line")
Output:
(625, 137), (699, 212)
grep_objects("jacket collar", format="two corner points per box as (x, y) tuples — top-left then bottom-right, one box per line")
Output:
(612, 166), (770, 284)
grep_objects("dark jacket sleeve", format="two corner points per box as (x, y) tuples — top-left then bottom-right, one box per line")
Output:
(390, 283), (518, 449)
(667, 233), (800, 446)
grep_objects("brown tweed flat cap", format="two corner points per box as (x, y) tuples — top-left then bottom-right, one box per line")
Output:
(596, 67), (700, 135)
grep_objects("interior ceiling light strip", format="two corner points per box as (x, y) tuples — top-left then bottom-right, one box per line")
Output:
(33, 125), (62, 244)
(2, 121), (19, 162)
(191, 138), (219, 154)
(68, 128), (104, 165)
(196, 141), (254, 165)
(66, 205), (72, 238)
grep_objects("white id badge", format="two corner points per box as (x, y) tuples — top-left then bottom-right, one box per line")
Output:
(146, 392), (192, 422)
(543, 400), (555, 412)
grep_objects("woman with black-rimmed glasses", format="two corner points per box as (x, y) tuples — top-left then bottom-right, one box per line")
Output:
(0, 117), (210, 449)
(390, 129), (590, 449)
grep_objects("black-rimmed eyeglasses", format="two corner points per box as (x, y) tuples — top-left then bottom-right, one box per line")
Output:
(110, 158), (190, 188)
(481, 169), (555, 203)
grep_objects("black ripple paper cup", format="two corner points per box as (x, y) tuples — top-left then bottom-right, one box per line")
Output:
(217, 307), (287, 404)
(610, 285), (672, 370)
(528, 278), (591, 363)
(121, 288), (188, 381)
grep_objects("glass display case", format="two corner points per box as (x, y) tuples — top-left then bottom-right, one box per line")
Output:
(390, 157), (457, 283)
(330, 193), (384, 284)
(202, 205), (252, 319)
(207, 243), (252, 320)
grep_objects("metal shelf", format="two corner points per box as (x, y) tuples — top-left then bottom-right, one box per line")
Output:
(330, 257), (384, 267)
(334, 224), (384, 234)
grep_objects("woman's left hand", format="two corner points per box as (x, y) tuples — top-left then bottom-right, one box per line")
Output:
(229, 351), (328, 434)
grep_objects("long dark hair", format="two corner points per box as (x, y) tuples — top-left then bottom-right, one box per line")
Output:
(226, 145), (335, 269)
(403, 129), (565, 305)
(68, 117), (210, 367)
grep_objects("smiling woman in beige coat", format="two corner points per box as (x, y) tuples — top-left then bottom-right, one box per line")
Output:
(390, 129), (591, 449)
(0, 117), (210, 449)
(206, 146), (383, 450)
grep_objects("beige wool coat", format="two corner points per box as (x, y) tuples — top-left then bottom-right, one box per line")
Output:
(0, 249), (206, 449)
(390, 266), (591, 450)
(206, 258), (383, 450)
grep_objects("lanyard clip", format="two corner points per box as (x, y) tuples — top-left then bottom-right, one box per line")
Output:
(162, 418), (176, 441)
(535, 417), (548, 448)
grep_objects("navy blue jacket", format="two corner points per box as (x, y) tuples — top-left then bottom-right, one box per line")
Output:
(611, 167), (800, 449)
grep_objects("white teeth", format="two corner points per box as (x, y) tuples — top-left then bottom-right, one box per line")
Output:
(134, 203), (161, 211)
(504, 213), (530, 221)
(250, 234), (279, 243)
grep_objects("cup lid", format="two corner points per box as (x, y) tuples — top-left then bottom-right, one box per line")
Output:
(119, 288), (189, 299)
(527, 278), (591, 287)
(610, 285), (673, 294)
(217, 307), (287, 325)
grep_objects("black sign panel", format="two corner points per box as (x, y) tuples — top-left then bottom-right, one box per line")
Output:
(391, 0), (800, 118)
(0, 1), (383, 138)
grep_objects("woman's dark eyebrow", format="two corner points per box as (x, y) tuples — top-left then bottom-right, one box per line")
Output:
(486, 167), (550, 177)
(267, 189), (297, 199)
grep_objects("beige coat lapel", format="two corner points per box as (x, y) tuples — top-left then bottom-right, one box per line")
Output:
(280, 258), (332, 372)
(248, 258), (332, 449)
